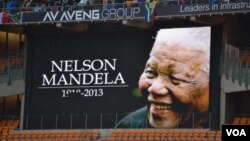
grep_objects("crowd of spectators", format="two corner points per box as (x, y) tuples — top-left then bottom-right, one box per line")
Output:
(0, 0), (142, 12)
(0, 0), (238, 13)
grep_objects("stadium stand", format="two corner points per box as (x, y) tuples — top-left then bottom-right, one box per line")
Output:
(0, 118), (224, 141)
(101, 129), (222, 141)
(231, 116), (250, 125)
(0, 122), (100, 141)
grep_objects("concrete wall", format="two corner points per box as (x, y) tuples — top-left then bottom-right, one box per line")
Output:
(220, 15), (250, 127)
(0, 79), (24, 96)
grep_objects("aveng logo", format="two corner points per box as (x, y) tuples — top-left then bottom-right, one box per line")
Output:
(43, 10), (100, 21)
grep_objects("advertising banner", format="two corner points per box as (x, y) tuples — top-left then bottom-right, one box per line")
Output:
(22, 6), (143, 23)
(21, 1), (250, 24)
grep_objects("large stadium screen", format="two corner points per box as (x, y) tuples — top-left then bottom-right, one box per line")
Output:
(25, 27), (211, 129)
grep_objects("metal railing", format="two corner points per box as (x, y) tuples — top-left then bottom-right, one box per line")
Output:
(1, 112), (213, 129)
(0, 56), (24, 84)
(0, 0), (246, 25)
(0, 0), (236, 13)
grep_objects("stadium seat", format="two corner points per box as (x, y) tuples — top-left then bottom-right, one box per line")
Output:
(240, 117), (248, 124)
(232, 117), (241, 124)
(247, 118), (250, 125)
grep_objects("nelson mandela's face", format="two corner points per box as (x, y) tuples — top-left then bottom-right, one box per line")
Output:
(139, 44), (209, 128)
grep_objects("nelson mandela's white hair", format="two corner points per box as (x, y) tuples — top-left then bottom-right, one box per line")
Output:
(153, 27), (211, 75)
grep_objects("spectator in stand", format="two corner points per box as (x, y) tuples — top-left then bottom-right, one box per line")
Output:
(22, 0), (33, 8)
(116, 27), (210, 129)
(106, 0), (114, 9)
(93, 0), (99, 4)
(70, 0), (78, 10)
(210, 0), (217, 4)
(47, 0), (55, 6)
(138, 0), (145, 3)
(61, 0), (68, 10)
(88, 0), (93, 4)
(6, 0), (18, 15)
(102, 0), (107, 8)
(67, 0), (74, 5)
(33, 2), (42, 12)
(50, 1), (60, 11)
(78, 0), (88, 6)
(178, 0), (185, 4)
(41, 1), (47, 12)
(23, 0), (33, 8)
(124, 0), (137, 7)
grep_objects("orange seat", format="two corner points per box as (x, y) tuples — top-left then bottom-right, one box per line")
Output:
(247, 118), (250, 125)
(240, 117), (248, 125)
(232, 117), (241, 124)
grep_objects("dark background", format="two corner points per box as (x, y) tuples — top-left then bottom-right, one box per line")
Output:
(25, 28), (155, 129)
